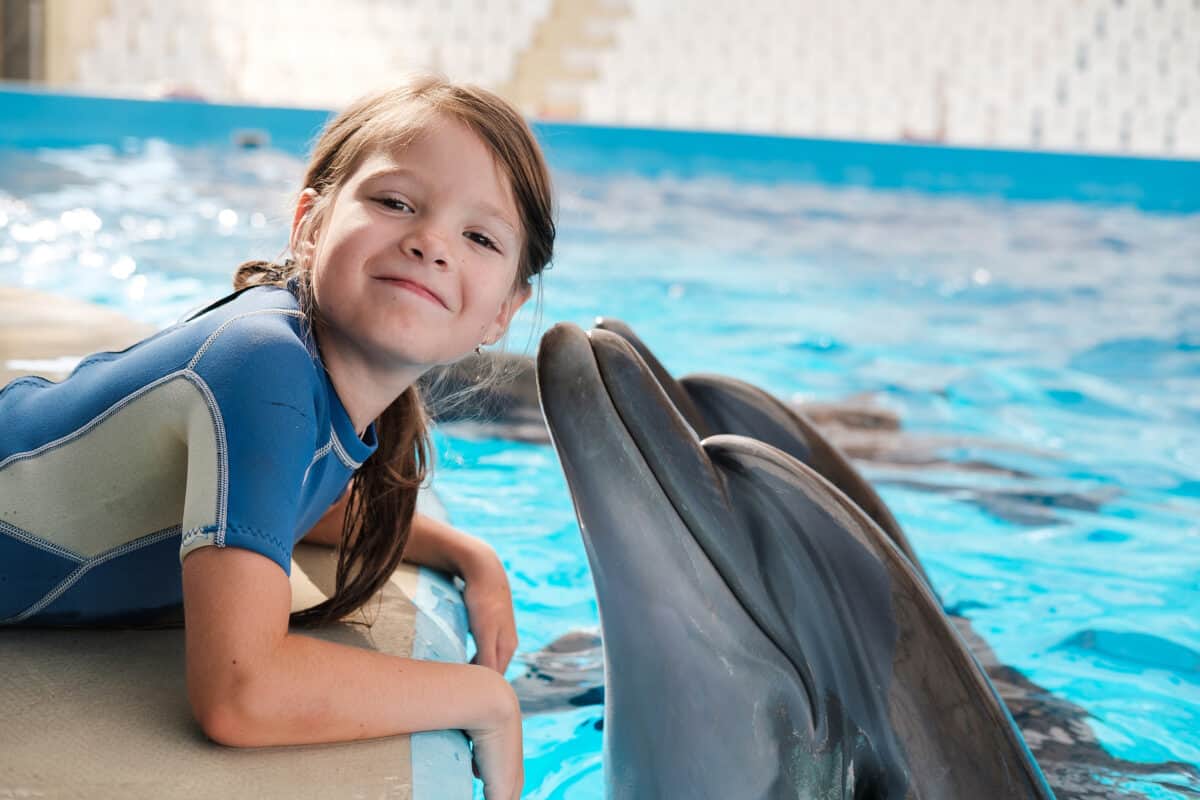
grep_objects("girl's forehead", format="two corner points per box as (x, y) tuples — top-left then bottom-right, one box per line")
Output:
(354, 130), (513, 198)
(348, 132), (520, 232)
(369, 118), (487, 167)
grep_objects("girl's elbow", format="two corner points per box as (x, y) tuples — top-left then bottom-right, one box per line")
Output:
(190, 676), (276, 747)
(194, 698), (251, 747)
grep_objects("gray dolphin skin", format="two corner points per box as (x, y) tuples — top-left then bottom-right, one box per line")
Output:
(536, 322), (1054, 800)
(592, 317), (930, 591)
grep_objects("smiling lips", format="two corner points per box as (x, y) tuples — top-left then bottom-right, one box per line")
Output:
(375, 276), (448, 309)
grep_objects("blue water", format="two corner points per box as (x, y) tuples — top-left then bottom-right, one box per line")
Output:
(1, 134), (1198, 798)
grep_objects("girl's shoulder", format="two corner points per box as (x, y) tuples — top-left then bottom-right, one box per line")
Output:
(183, 284), (316, 373)
(184, 283), (305, 341)
(181, 286), (329, 418)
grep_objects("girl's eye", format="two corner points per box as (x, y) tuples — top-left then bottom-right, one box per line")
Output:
(466, 231), (500, 252)
(377, 197), (413, 212)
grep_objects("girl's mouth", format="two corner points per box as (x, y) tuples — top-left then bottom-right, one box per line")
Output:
(376, 276), (448, 309)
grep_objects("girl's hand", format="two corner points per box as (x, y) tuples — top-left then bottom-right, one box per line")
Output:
(467, 677), (524, 800)
(462, 543), (519, 674)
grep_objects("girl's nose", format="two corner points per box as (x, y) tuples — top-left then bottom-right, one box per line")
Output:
(403, 228), (450, 268)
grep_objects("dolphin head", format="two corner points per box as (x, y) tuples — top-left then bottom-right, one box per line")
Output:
(593, 317), (925, 586)
(536, 322), (1052, 800)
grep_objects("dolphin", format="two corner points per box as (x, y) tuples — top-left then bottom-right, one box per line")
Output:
(516, 320), (1195, 798)
(535, 321), (1054, 799)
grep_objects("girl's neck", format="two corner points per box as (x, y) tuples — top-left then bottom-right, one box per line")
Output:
(313, 322), (424, 437)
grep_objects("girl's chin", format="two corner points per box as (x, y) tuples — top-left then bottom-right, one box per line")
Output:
(370, 339), (473, 371)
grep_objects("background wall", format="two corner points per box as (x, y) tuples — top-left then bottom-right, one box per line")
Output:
(2, 0), (1198, 158)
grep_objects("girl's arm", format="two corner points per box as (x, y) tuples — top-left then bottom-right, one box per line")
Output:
(404, 511), (501, 579)
(181, 546), (522, 799)
(302, 492), (519, 672)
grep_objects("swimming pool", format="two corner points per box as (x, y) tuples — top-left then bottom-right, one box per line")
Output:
(2, 89), (1198, 798)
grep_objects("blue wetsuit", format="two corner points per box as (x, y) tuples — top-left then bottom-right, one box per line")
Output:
(0, 283), (377, 625)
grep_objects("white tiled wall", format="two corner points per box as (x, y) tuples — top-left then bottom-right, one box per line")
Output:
(70, 0), (552, 109)
(64, 0), (1200, 156)
(578, 0), (1200, 156)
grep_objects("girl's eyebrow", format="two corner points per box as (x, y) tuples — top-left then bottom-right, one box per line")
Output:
(471, 200), (518, 237)
(361, 166), (423, 185)
(363, 166), (518, 237)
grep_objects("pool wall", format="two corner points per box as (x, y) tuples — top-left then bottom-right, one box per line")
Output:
(2, 86), (1198, 213)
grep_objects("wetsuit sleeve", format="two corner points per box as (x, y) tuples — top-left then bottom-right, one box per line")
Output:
(178, 313), (320, 575)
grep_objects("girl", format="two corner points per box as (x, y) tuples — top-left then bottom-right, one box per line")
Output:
(0, 75), (554, 800)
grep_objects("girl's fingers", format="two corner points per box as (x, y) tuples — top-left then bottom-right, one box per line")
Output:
(475, 618), (517, 672)
(475, 631), (498, 671)
(493, 636), (506, 671)
(498, 636), (517, 673)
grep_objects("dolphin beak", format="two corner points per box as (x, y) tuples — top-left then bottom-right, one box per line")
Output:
(535, 322), (732, 601)
(535, 322), (603, 456)
(537, 323), (726, 538)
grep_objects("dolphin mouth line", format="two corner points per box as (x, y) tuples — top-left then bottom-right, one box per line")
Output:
(585, 329), (710, 537)
(549, 329), (706, 549)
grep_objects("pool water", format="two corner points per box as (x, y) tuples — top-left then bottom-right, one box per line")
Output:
(1, 135), (1198, 798)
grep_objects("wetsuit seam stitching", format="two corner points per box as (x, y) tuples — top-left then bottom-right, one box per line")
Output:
(0, 520), (87, 562)
(2, 525), (181, 624)
(0, 371), (191, 472)
(187, 308), (305, 371)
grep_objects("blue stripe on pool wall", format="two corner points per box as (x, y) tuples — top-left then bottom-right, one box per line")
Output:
(0, 85), (331, 153)
(535, 121), (1200, 213)
(1, 85), (1198, 212)
(409, 567), (473, 800)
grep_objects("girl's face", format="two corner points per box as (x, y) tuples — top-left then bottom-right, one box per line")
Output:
(296, 116), (530, 370)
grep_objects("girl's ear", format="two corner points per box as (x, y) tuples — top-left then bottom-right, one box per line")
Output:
(483, 283), (533, 346)
(289, 188), (320, 263)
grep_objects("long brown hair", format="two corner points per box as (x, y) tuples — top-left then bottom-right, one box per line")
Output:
(235, 75), (555, 625)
